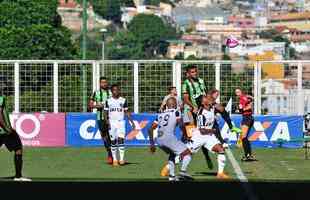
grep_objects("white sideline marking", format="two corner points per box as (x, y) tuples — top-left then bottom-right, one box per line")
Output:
(226, 148), (248, 182)
(226, 148), (258, 200)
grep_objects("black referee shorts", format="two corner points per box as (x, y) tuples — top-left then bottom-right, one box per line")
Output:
(0, 132), (23, 152)
(241, 115), (254, 129)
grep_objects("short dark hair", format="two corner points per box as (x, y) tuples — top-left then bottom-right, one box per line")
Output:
(168, 86), (176, 92)
(111, 84), (119, 90)
(207, 88), (219, 95)
(185, 65), (197, 72)
(100, 76), (107, 81)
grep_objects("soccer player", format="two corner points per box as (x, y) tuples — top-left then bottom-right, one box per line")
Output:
(159, 86), (183, 112)
(187, 95), (230, 179)
(149, 97), (193, 181)
(207, 89), (241, 147)
(235, 88), (257, 161)
(181, 65), (213, 169)
(104, 84), (135, 166)
(0, 95), (31, 181)
(89, 77), (113, 164)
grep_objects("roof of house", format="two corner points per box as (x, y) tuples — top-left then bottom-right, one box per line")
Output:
(58, 0), (79, 9)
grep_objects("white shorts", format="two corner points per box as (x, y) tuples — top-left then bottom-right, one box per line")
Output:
(187, 128), (220, 154)
(156, 134), (187, 156)
(109, 120), (126, 140)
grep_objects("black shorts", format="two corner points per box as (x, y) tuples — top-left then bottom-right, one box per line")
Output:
(0, 133), (22, 152)
(241, 115), (254, 129)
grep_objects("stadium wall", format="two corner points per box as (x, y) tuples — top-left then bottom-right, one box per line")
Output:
(9, 113), (304, 148)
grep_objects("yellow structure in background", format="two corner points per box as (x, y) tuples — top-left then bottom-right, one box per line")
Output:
(248, 51), (284, 79)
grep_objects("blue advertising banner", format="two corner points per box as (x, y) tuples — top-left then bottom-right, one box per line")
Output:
(66, 113), (304, 148)
(217, 115), (304, 148)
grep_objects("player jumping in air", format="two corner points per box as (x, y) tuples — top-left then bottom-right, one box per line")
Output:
(207, 89), (241, 147)
(235, 88), (257, 162)
(89, 77), (113, 164)
(0, 95), (31, 181)
(104, 84), (135, 166)
(187, 95), (231, 179)
(149, 97), (193, 181)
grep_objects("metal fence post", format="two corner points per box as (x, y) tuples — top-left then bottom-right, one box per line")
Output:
(254, 61), (261, 115)
(173, 61), (182, 98)
(134, 62), (139, 113)
(215, 61), (221, 103)
(14, 62), (19, 113)
(53, 62), (59, 113)
(297, 61), (304, 115)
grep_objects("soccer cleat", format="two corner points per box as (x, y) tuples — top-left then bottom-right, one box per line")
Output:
(119, 160), (126, 166)
(178, 171), (194, 181)
(248, 155), (258, 161)
(217, 172), (230, 179)
(107, 156), (113, 165)
(160, 164), (169, 177)
(14, 177), (32, 182)
(241, 155), (257, 162)
(112, 160), (119, 167)
(241, 156), (249, 162)
(168, 175), (179, 182)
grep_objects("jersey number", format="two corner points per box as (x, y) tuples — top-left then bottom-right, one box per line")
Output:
(158, 114), (170, 128)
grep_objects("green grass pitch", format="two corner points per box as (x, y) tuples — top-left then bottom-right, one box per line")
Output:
(1, 147), (309, 182)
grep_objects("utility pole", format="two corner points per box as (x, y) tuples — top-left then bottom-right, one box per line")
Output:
(82, 0), (88, 112)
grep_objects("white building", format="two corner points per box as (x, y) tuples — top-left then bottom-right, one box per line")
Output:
(261, 79), (310, 115)
(228, 41), (286, 57)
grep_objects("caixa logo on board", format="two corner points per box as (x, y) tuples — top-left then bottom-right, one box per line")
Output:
(79, 119), (154, 140)
(10, 114), (45, 139)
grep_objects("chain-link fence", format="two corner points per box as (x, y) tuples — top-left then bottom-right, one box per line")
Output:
(0, 60), (308, 115)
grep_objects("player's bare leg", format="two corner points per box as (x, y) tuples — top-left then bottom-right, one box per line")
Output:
(211, 144), (230, 179)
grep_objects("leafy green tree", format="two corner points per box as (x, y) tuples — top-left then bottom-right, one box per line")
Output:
(0, 0), (60, 28)
(127, 14), (178, 58)
(145, 0), (161, 6)
(107, 31), (144, 59)
(91, 0), (121, 23)
(0, 25), (78, 59)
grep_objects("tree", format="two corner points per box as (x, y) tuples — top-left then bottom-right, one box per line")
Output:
(0, 0), (78, 59)
(0, 25), (78, 59)
(145, 0), (161, 6)
(127, 14), (178, 58)
(0, 0), (79, 112)
(0, 0), (61, 28)
(106, 14), (178, 59)
(91, 0), (121, 23)
(107, 31), (144, 59)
